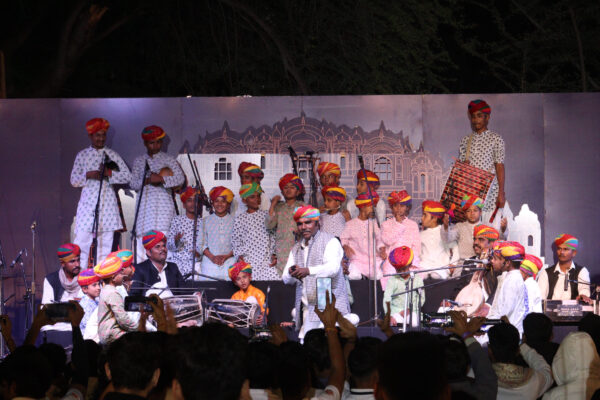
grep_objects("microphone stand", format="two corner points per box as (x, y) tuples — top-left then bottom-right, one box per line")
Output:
(132, 161), (150, 264)
(89, 153), (108, 267)
(30, 221), (37, 328)
(288, 147), (304, 202)
(0, 241), (6, 357)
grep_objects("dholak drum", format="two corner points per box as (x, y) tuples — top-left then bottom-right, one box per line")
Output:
(441, 161), (495, 222)
(205, 299), (259, 328)
(163, 295), (204, 325)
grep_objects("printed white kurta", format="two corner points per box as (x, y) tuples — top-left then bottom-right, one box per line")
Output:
(167, 214), (205, 276)
(70, 147), (131, 234)
(130, 152), (185, 234)
(231, 210), (278, 280)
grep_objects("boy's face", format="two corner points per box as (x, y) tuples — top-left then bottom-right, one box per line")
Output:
(90, 131), (107, 149)
(241, 173), (261, 185)
(281, 182), (300, 200)
(360, 204), (374, 216)
(62, 256), (82, 277)
(144, 138), (163, 155)
(243, 193), (261, 210)
(83, 281), (102, 298)
(213, 196), (230, 216)
(473, 237), (491, 256)
(421, 212), (438, 228)
(122, 265), (134, 281)
(469, 111), (489, 133)
(112, 270), (125, 285)
(556, 245), (576, 263)
(146, 240), (168, 264)
(183, 195), (198, 215)
(356, 180), (367, 194)
(391, 203), (410, 218)
(235, 271), (251, 291)
(491, 253), (506, 272)
(465, 205), (482, 223)
(320, 172), (339, 187)
(324, 196), (340, 211)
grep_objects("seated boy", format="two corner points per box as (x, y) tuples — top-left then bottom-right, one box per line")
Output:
(229, 261), (265, 324)
(383, 246), (425, 327)
(520, 254), (543, 313)
(420, 200), (457, 279)
(77, 268), (101, 334)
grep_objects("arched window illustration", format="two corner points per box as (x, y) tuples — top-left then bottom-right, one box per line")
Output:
(214, 157), (232, 180)
(374, 156), (392, 184)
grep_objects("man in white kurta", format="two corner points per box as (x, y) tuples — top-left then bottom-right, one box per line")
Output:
(130, 125), (185, 262)
(71, 118), (131, 266)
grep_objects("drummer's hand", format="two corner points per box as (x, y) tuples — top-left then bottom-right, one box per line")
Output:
(291, 267), (310, 279)
(443, 214), (450, 230)
(496, 191), (506, 208)
(256, 315), (264, 325)
(86, 170), (101, 180)
(269, 254), (277, 267)
(148, 173), (164, 185)
(500, 217), (508, 233)
(576, 294), (592, 304)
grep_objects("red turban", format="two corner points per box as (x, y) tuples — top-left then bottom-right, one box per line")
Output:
(321, 186), (346, 202)
(422, 200), (446, 219)
(355, 192), (379, 208)
(388, 246), (414, 270)
(180, 186), (198, 203)
(387, 190), (412, 206)
(209, 186), (234, 203)
(279, 173), (305, 194)
(473, 224), (499, 241)
(142, 230), (166, 250)
(237, 162), (264, 180)
(317, 162), (341, 177)
(141, 125), (166, 142)
(229, 261), (252, 281)
(293, 205), (320, 222)
(57, 243), (81, 262)
(85, 118), (110, 134)
(468, 99), (491, 115)
(356, 170), (380, 188)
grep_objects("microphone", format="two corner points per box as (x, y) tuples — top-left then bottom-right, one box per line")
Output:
(30, 221), (37, 231)
(9, 248), (27, 268)
(564, 272), (569, 292)
(467, 259), (490, 265)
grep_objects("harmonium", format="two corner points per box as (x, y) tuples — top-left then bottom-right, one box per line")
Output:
(543, 299), (598, 323)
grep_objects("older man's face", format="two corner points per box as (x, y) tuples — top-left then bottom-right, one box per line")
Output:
(296, 218), (319, 240)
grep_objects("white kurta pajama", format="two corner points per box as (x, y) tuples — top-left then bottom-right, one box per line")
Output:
(166, 215), (205, 277)
(130, 152), (185, 262)
(488, 269), (526, 335)
(71, 146), (131, 265)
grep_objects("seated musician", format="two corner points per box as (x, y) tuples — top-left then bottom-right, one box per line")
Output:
(229, 260), (265, 313)
(520, 254), (543, 313)
(130, 230), (186, 298)
(537, 234), (591, 303)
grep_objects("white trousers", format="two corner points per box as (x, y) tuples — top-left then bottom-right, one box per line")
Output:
(74, 230), (114, 267)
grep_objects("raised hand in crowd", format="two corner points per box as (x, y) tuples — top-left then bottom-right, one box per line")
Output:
(0, 314), (16, 352)
(24, 304), (56, 346)
(377, 301), (394, 338)
(268, 323), (288, 346)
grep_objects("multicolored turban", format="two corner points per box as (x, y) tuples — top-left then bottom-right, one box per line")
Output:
(143, 230), (166, 250)
(321, 186), (346, 202)
(85, 118), (110, 135)
(422, 200), (446, 219)
(387, 190), (412, 206)
(239, 182), (263, 199)
(110, 249), (134, 269)
(237, 162), (264, 180)
(355, 192), (380, 208)
(57, 243), (81, 262)
(229, 260), (252, 281)
(460, 194), (484, 211)
(293, 205), (320, 222)
(209, 186), (234, 203)
(279, 173), (305, 194)
(554, 234), (578, 250)
(93, 255), (124, 279)
(78, 268), (100, 287)
(520, 254), (542, 279)
(388, 246), (414, 270)
(473, 224), (499, 241)
(141, 125), (166, 142)
(468, 99), (491, 115)
(317, 162), (341, 177)
(180, 186), (199, 203)
(493, 241), (525, 262)
(356, 170), (380, 188)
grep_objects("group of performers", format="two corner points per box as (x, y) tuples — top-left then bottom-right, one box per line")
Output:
(40, 98), (593, 346)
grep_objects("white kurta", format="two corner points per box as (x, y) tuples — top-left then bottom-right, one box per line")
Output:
(524, 277), (543, 314)
(130, 152), (185, 234)
(488, 269), (526, 334)
(70, 146), (131, 234)
(419, 225), (457, 279)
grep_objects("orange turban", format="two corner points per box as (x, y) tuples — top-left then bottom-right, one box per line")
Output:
(85, 118), (110, 134)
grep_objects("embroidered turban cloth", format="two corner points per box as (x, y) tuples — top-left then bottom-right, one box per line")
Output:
(57, 243), (81, 262)
(209, 186), (234, 203)
(355, 192), (380, 208)
(520, 254), (543, 279)
(389, 246), (414, 270)
(279, 173), (305, 194)
(180, 186), (198, 203)
(356, 170), (380, 189)
(78, 268), (100, 286)
(317, 162), (341, 177)
(388, 190), (412, 206)
(493, 241), (525, 262)
(94, 255), (124, 279)
(321, 186), (346, 202)
(422, 200), (446, 219)
(468, 99), (491, 115)
(460, 194), (484, 211)
(293, 205), (320, 222)
(85, 118), (110, 134)
(239, 182), (262, 199)
(473, 224), (499, 241)
(554, 234), (578, 250)
(143, 230), (166, 250)
(237, 162), (264, 180)
(229, 260), (252, 281)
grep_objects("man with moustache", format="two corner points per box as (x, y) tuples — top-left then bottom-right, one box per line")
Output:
(130, 230), (186, 298)
(282, 205), (356, 340)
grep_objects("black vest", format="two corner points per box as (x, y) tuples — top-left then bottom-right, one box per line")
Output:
(545, 263), (584, 300)
(45, 270), (65, 302)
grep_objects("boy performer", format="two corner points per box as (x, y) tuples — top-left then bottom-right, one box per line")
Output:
(268, 173), (305, 275)
(167, 186), (205, 277)
(229, 260), (266, 313)
(419, 200), (457, 279)
(201, 186), (236, 281)
(346, 170), (387, 224)
(233, 162), (270, 215)
(537, 234), (591, 302)
(71, 118), (131, 266)
(232, 183), (279, 280)
(383, 246), (425, 327)
(320, 186), (349, 237)
(77, 268), (101, 334)
(316, 162), (351, 219)
(130, 125), (185, 262)
(520, 254), (543, 313)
